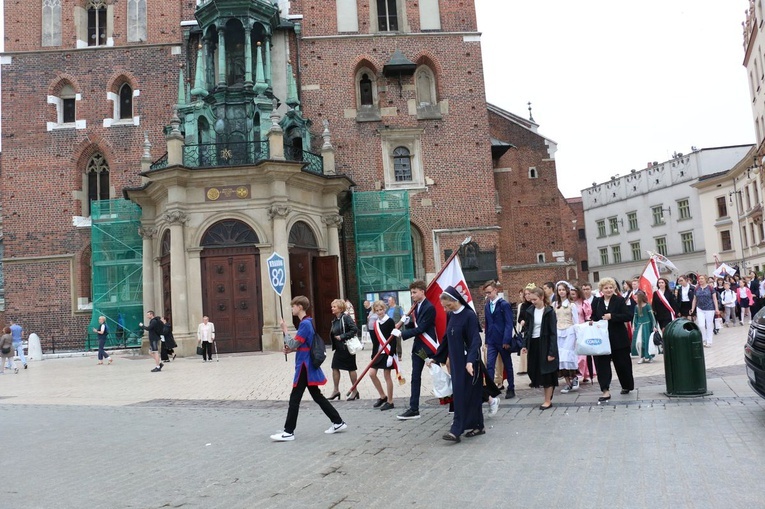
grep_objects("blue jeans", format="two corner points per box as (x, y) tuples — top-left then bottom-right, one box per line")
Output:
(409, 347), (426, 411)
(97, 337), (110, 361)
(6, 342), (25, 368)
(486, 343), (514, 390)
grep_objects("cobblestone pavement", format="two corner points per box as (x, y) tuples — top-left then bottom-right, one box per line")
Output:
(0, 324), (762, 508)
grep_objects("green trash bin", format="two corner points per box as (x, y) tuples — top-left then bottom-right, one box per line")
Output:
(663, 318), (711, 397)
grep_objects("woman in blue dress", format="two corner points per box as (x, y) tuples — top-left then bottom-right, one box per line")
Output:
(271, 295), (347, 442)
(429, 286), (484, 443)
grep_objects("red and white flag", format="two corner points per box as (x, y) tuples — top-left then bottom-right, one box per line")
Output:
(639, 257), (675, 320)
(424, 255), (474, 346)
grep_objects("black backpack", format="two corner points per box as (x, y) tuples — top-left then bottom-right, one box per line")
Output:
(309, 319), (327, 368)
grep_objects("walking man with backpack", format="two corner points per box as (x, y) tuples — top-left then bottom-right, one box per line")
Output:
(271, 295), (347, 442)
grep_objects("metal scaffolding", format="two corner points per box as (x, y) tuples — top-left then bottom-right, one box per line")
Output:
(86, 200), (144, 350)
(353, 190), (414, 300)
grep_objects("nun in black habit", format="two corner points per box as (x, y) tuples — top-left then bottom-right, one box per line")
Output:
(429, 285), (484, 443)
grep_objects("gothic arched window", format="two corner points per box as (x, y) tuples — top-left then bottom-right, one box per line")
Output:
(87, 153), (110, 215)
(119, 83), (133, 119)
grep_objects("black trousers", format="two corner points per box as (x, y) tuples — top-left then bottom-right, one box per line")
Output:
(284, 365), (343, 434)
(593, 347), (634, 392)
(202, 341), (213, 360)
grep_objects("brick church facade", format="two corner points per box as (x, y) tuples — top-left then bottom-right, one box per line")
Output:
(0, 0), (586, 352)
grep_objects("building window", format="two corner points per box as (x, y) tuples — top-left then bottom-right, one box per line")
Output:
(578, 228), (586, 241)
(596, 220), (606, 238)
(754, 184), (760, 204)
(652, 206), (665, 226)
(631, 241), (641, 261)
(127, 0), (148, 42)
(355, 67), (380, 121)
(87, 1), (107, 47)
(677, 199), (691, 220)
(119, 84), (133, 119)
(655, 236), (667, 256)
(581, 260), (588, 272)
(612, 245), (622, 264)
(528, 167), (538, 179)
(42, 0), (63, 47)
(717, 196), (728, 218)
(744, 226), (749, 247)
(608, 216), (619, 235)
(537, 253), (546, 264)
(86, 154), (110, 215)
(720, 230), (732, 251)
(599, 248), (609, 266)
(752, 223), (758, 245)
(681, 232), (694, 253)
(377, 0), (398, 31)
(627, 211), (638, 231)
(746, 187), (752, 211)
(380, 128), (424, 189)
(593, 271), (600, 282)
(393, 147), (412, 182)
(62, 85), (76, 123)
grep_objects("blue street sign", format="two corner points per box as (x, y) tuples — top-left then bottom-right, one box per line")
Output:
(266, 252), (286, 296)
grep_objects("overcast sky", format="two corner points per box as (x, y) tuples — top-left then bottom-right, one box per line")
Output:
(475, 0), (755, 198)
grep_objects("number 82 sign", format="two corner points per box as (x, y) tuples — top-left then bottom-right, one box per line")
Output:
(266, 252), (286, 296)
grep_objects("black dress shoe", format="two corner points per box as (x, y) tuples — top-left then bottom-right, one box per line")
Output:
(620, 389), (631, 395)
(539, 403), (553, 410)
(373, 396), (387, 408)
(442, 432), (461, 443)
(505, 390), (516, 399)
(380, 402), (395, 411)
(598, 395), (611, 402)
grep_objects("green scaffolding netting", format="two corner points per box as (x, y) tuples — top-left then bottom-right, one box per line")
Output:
(86, 200), (144, 349)
(353, 190), (413, 308)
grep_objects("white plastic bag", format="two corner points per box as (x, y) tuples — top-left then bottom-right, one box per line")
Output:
(429, 363), (453, 398)
(573, 321), (611, 356)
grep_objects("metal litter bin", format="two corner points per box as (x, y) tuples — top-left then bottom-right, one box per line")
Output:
(663, 319), (711, 397)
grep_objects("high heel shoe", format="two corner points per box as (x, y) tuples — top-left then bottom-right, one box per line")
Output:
(347, 391), (360, 401)
(328, 392), (341, 400)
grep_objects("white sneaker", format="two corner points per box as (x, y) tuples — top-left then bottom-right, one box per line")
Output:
(637, 359), (644, 364)
(571, 378), (579, 391)
(270, 432), (295, 442)
(489, 396), (499, 416)
(560, 385), (572, 394)
(325, 422), (348, 434)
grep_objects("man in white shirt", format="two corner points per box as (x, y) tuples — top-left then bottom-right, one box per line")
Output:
(197, 316), (215, 362)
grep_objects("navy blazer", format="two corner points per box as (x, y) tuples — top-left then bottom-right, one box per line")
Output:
(484, 298), (514, 346)
(751, 279), (761, 299)
(401, 297), (438, 349)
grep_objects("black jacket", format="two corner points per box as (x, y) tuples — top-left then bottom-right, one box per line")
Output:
(140, 317), (163, 342)
(523, 305), (559, 375)
(330, 313), (358, 351)
(590, 294), (632, 350)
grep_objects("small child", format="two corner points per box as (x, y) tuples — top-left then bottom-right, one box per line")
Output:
(720, 282), (737, 327)
(737, 280), (755, 325)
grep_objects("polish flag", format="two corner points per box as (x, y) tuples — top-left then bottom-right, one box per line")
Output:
(425, 255), (474, 343)
(639, 257), (675, 319)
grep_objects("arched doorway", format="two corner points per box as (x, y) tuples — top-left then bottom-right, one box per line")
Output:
(200, 219), (263, 352)
(289, 221), (338, 339)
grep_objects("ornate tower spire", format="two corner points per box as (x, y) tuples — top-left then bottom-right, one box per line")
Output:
(527, 101), (535, 122)
(191, 43), (209, 97)
(254, 42), (268, 96)
(177, 67), (187, 106)
(286, 63), (300, 109)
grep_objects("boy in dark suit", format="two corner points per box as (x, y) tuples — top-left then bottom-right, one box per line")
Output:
(483, 281), (516, 399)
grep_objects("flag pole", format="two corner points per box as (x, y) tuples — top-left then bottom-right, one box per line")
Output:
(345, 236), (472, 397)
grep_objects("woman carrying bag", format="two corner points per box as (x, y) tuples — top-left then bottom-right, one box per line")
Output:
(329, 299), (360, 401)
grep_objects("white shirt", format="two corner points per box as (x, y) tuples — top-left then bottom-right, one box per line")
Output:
(198, 322), (215, 342)
(680, 284), (691, 302)
(531, 307), (544, 338)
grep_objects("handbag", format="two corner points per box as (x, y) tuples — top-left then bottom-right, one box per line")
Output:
(341, 315), (363, 355)
(573, 321), (611, 356)
(509, 328), (524, 353)
(651, 329), (662, 346)
(196, 345), (203, 356)
(1, 346), (10, 355)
